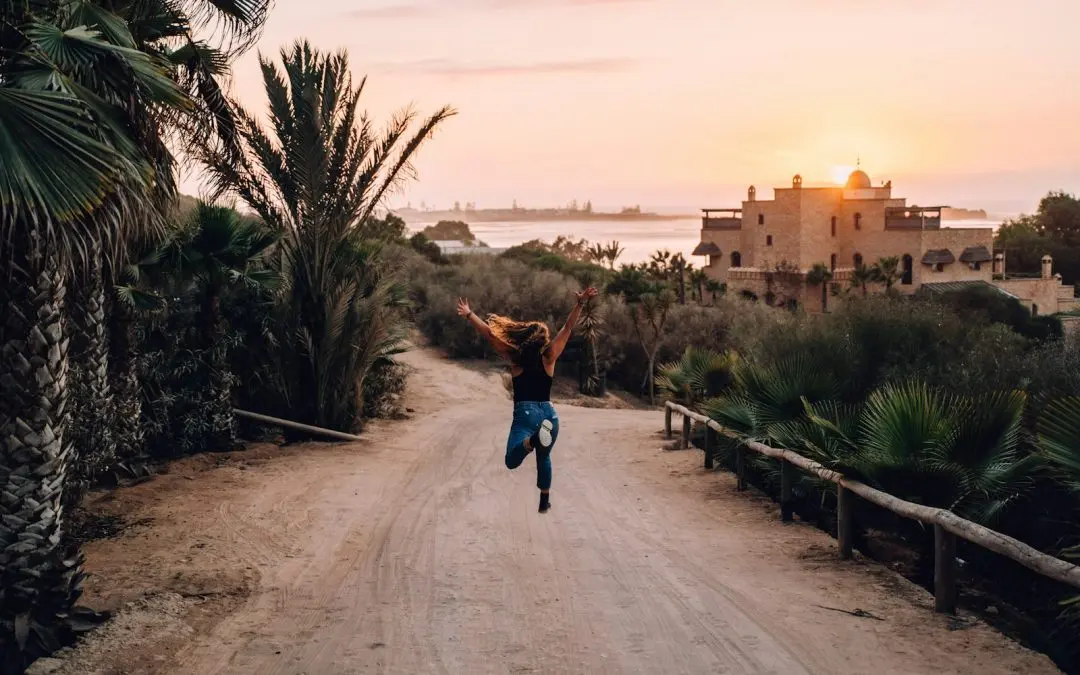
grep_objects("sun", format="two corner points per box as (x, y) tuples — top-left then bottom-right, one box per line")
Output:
(829, 165), (856, 186)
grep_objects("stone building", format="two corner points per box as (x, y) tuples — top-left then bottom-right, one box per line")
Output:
(693, 168), (1077, 314)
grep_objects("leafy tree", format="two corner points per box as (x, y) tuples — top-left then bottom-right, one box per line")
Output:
(363, 212), (409, 243)
(606, 264), (663, 303)
(995, 192), (1080, 284)
(422, 220), (475, 244)
(198, 40), (454, 431)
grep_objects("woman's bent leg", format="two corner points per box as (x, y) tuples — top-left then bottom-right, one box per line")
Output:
(505, 403), (538, 470)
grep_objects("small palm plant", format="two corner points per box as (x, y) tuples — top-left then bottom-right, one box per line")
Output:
(656, 347), (737, 408)
(806, 262), (833, 312)
(850, 263), (875, 298)
(577, 296), (605, 396)
(871, 256), (902, 293)
(791, 382), (1034, 582)
(1035, 397), (1080, 624)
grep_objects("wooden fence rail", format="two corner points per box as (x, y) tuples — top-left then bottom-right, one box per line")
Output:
(663, 401), (1080, 614)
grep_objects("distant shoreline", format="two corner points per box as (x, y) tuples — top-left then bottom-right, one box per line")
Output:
(394, 208), (694, 224)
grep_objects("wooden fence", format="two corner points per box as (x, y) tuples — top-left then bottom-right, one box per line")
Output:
(664, 401), (1080, 614)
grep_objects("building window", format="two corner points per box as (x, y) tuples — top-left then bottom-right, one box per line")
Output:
(902, 254), (913, 285)
(934, 263), (944, 272)
(831, 216), (837, 237)
(970, 262), (982, 271)
(830, 253), (837, 270)
(758, 213), (765, 225)
(766, 235), (773, 247)
(854, 212), (862, 230)
(1033, 304), (1039, 316)
(731, 251), (741, 267)
(853, 253), (863, 268)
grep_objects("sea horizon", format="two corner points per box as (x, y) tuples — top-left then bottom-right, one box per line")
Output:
(406, 217), (1010, 266)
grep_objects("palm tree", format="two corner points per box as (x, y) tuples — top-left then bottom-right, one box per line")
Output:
(704, 279), (725, 304)
(603, 241), (625, 270)
(67, 239), (116, 509)
(849, 263), (875, 298)
(0, 7), (187, 667)
(871, 256), (902, 293)
(166, 202), (279, 450)
(1, 0), (267, 665)
(688, 269), (708, 305)
(586, 242), (612, 268)
(806, 262), (833, 312)
(199, 41), (454, 431)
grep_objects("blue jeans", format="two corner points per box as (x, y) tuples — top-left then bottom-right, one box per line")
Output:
(505, 401), (559, 491)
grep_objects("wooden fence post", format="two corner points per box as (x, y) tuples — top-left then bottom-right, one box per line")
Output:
(837, 486), (854, 559)
(780, 461), (793, 522)
(664, 405), (672, 440)
(704, 426), (715, 470)
(681, 414), (691, 450)
(735, 445), (747, 491)
(935, 524), (958, 614)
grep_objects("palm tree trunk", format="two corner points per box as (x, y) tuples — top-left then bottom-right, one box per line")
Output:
(0, 235), (83, 667)
(67, 241), (115, 507)
(110, 298), (144, 460)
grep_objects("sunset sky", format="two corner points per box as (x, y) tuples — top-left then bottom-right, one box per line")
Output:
(185, 0), (1080, 215)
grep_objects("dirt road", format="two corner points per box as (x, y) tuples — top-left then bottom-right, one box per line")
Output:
(50, 347), (1057, 674)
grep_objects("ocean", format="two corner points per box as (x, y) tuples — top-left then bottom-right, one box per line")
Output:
(406, 218), (1006, 266)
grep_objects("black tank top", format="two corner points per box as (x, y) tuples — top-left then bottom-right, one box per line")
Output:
(512, 350), (553, 403)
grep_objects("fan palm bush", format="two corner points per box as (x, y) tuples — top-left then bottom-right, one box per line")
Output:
(656, 346), (737, 407)
(155, 202), (278, 451)
(199, 41), (454, 432)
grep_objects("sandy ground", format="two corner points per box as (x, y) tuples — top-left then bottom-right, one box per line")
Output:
(33, 348), (1059, 675)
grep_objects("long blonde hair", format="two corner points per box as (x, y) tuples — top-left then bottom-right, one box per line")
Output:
(487, 314), (550, 365)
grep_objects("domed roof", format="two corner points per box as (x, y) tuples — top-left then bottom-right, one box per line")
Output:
(845, 169), (872, 189)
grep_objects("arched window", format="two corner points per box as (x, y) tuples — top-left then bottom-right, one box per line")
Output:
(831, 216), (837, 237)
(731, 251), (742, 267)
(854, 212), (862, 230)
(902, 254), (913, 285)
(854, 253), (863, 268)
(758, 213), (765, 225)
(766, 235), (773, 247)
(830, 253), (837, 270)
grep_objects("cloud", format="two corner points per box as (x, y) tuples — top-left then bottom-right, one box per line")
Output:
(347, 0), (650, 20)
(372, 57), (638, 78)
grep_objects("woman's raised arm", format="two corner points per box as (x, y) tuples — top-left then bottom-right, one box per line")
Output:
(545, 287), (598, 364)
(457, 298), (514, 358)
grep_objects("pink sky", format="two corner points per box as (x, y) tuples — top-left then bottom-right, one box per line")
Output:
(181, 0), (1080, 215)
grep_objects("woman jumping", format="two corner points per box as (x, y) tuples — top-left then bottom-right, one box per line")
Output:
(456, 287), (599, 513)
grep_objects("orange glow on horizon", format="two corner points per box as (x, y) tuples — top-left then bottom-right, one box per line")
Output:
(829, 165), (857, 186)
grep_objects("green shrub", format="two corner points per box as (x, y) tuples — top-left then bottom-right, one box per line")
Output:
(410, 254), (578, 358)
